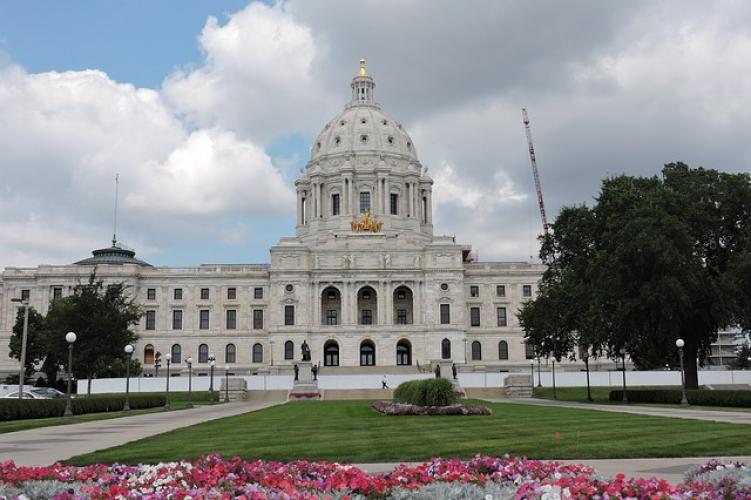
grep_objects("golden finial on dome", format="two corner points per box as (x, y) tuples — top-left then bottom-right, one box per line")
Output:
(358, 58), (368, 76)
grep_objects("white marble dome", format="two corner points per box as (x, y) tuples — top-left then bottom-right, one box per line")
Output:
(309, 61), (418, 163)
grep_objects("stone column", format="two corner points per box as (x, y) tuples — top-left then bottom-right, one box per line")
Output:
(385, 177), (390, 214)
(341, 177), (346, 214)
(317, 183), (322, 219)
(426, 189), (433, 224)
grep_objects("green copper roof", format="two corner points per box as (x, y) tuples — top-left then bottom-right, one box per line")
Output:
(74, 245), (152, 267)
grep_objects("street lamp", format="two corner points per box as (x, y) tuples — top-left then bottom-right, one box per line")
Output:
(163, 354), (171, 411)
(619, 347), (628, 403)
(224, 365), (230, 403)
(63, 332), (76, 421)
(676, 339), (689, 406)
(123, 344), (134, 414)
(536, 356), (542, 387)
(10, 298), (30, 400)
(582, 352), (593, 402)
(551, 359), (557, 399)
(186, 356), (194, 408)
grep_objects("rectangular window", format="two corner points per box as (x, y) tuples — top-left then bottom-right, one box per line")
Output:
(359, 191), (370, 213)
(497, 307), (507, 327)
(361, 309), (372, 325)
(227, 287), (236, 300)
(470, 285), (479, 297)
(147, 288), (156, 300)
(397, 309), (408, 324)
(525, 342), (536, 360)
(470, 307), (481, 327)
(21, 289), (30, 301)
(174, 288), (183, 300)
(496, 285), (506, 297)
(254, 287), (263, 299)
(332, 193), (340, 215)
(440, 304), (450, 325)
(145, 310), (156, 330)
(199, 309), (210, 330)
(172, 310), (183, 330)
(523, 285), (532, 297)
(253, 309), (264, 329)
(226, 309), (237, 329)
(390, 193), (398, 215)
(284, 305), (295, 326)
(52, 287), (63, 300)
(200, 288), (210, 300)
(326, 309), (338, 325)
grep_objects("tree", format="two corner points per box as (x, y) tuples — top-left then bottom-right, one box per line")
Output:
(520, 163), (751, 389)
(8, 307), (46, 381)
(43, 274), (143, 394)
(730, 342), (751, 370)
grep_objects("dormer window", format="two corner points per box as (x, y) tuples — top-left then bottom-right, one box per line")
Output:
(339, 120), (346, 126)
(387, 136), (394, 145)
(361, 118), (367, 124)
(360, 134), (368, 143)
(334, 136), (341, 145)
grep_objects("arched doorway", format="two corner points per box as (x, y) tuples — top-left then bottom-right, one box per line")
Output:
(357, 286), (377, 325)
(321, 286), (341, 326)
(144, 344), (154, 365)
(393, 285), (413, 325)
(396, 339), (412, 365)
(324, 340), (339, 366)
(360, 340), (375, 366)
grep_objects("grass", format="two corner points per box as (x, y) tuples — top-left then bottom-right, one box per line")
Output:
(533, 386), (751, 412)
(0, 391), (217, 434)
(65, 399), (751, 465)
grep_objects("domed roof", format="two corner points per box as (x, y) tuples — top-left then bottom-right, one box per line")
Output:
(309, 60), (418, 163)
(75, 243), (152, 267)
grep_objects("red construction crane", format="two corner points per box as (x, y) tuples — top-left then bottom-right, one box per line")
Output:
(522, 108), (549, 234)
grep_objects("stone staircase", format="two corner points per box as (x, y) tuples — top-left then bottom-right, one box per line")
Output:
(219, 378), (248, 402)
(504, 375), (533, 398)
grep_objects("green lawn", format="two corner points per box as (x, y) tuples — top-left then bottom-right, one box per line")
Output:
(65, 399), (751, 465)
(0, 391), (218, 434)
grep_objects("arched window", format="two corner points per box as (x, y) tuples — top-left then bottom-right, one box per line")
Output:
(471, 341), (482, 361)
(357, 286), (377, 325)
(321, 286), (341, 326)
(324, 340), (339, 366)
(360, 340), (375, 366)
(144, 344), (154, 365)
(396, 340), (411, 366)
(252, 343), (263, 363)
(198, 344), (209, 363)
(498, 341), (509, 360)
(441, 338), (451, 360)
(225, 343), (236, 363)
(524, 342), (536, 360)
(393, 286), (413, 325)
(284, 340), (294, 360)
(171, 344), (182, 364)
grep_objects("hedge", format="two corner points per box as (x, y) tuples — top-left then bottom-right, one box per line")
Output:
(0, 394), (166, 421)
(608, 389), (751, 407)
(393, 378), (456, 407)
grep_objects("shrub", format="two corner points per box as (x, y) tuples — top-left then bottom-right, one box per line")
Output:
(393, 378), (456, 407)
(0, 394), (165, 421)
(608, 389), (751, 407)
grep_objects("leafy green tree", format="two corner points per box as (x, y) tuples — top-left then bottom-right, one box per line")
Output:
(520, 163), (751, 389)
(730, 342), (751, 370)
(43, 274), (143, 394)
(8, 307), (46, 381)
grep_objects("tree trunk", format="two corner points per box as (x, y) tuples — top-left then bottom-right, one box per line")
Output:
(87, 375), (92, 395)
(684, 342), (699, 390)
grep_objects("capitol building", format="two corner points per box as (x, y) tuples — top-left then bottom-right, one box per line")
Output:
(0, 61), (545, 377)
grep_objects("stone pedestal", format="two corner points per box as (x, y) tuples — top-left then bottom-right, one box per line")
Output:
(432, 360), (465, 397)
(289, 362), (321, 400)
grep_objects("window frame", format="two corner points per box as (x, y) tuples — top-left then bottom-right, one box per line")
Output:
(174, 288), (183, 300)
(147, 288), (156, 300)
(172, 310), (183, 330)
(498, 340), (509, 360)
(254, 287), (263, 299)
(226, 309), (237, 330)
(359, 191), (371, 213)
(199, 309), (210, 330)
(471, 340), (482, 361)
(522, 284), (533, 297)
(390, 193), (398, 215)
(497, 306), (507, 327)
(200, 288), (210, 300)
(145, 310), (156, 330)
(284, 305), (295, 326)
(470, 307), (481, 327)
(226, 343), (236, 363)
(332, 193), (340, 215)
(253, 309), (264, 329)
(227, 287), (236, 300)
(496, 285), (505, 297)
(198, 344), (209, 363)
(284, 340), (294, 360)
(440, 303), (450, 325)
(252, 343), (263, 363)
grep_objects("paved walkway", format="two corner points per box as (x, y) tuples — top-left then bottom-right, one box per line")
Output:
(489, 398), (751, 424)
(0, 401), (279, 466)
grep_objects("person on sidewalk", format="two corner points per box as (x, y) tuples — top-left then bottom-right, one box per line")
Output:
(381, 375), (389, 389)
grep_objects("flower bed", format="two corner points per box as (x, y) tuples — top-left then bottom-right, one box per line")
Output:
(288, 391), (322, 400)
(0, 454), (748, 498)
(372, 400), (491, 416)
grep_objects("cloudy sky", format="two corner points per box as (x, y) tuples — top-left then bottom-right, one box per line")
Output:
(1, 0), (750, 267)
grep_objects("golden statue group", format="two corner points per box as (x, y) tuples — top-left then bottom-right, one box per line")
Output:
(350, 211), (384, 233)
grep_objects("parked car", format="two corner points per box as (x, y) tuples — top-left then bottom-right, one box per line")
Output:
(30, 388), (65, 399)
(2, 391), (48, 399)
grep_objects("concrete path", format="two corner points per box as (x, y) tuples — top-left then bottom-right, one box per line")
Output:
(489, 398), (751, 424)
(355, 456), (751, 484)
(0, 401), (278, 466)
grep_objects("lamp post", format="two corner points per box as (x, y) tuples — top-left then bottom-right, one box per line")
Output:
(123, 344), (134, 414)
(619, 347), (628, 403)
(536, 357), (542, 387)
(186, 356), (194, 408)
(209, 358), (216, 404)
(551, 359), (557, 399)
(163, 354), (171, 411)
(676, 339), (689, 406)
(583, 352), (593, 402)
(10, 298), (30, 400)
(529, 360), (534, 388)
(224, 365), (230, 403)
(63, 332), (76, 421)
